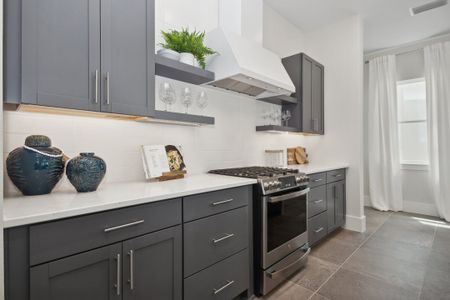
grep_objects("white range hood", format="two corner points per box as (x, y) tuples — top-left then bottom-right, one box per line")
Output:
(204, 0), (295, 98)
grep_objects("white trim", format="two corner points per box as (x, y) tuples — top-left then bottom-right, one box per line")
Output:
(364, 33), (450, 62)
(403, 201), (438, 217)
(345, 214), (366, 233)
(400, 163), (429, 171)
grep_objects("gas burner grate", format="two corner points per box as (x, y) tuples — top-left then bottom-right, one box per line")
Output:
(208, 166), (299, 179)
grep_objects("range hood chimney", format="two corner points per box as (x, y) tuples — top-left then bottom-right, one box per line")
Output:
(204, 0), (295, 98)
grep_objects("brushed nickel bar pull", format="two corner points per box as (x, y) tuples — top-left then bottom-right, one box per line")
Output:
(104, 220), (145, 233)
(211, 199), (234, 206)
(115, 254), (121, 296)
(313, 178), (323, 182)
(128, 250), (134, 290)
(212, 233), (235, 244)
(105, 72), (110, 105)
(334, 174), (343, 178)
(314, 199), (324, 204)
(213, 280), (234, 295)
(315, 227), (324, 233)
(95, 70), (99, 103)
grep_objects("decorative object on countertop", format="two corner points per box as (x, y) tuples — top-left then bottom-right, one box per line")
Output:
(141, 145), (186, 181)
(287, 147), (309, 165)
(165, 145), (186, 172)
(265, 150), (285, 167)
(6, 135), (66, 196)
(160, 28), (217, 69)
(66, 153), (106, 193)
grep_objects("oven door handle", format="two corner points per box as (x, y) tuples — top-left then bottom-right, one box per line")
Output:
(268, 188), (310, 203)
(267, 247), (311, 279)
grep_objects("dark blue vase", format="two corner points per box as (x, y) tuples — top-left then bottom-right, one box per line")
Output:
(66, 153), (106, 193)
(6, 135), (66, 196)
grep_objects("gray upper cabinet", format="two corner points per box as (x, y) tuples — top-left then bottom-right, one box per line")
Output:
(282, 53), (324, 135)
(100, 0), (154, 116)
(7, 0), (155, 116)
(122, 226), (182, 300)
(30, 243), (122, 300)
(21, 0), (101, 111)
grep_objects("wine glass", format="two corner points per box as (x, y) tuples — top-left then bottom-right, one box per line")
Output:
(181, 87), (193, 113)
(159, 82), (176, 111)
(196, 91), (208, 115)
(282, 110), (292, 126)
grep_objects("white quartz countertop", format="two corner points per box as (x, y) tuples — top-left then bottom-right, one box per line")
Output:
(3, 174), (257, 228)
(289, 163), (349, 174)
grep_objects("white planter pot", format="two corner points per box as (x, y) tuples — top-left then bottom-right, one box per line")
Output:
(157, 48), (180, 61)
(193, 59), (200, 68)
(179, 52), (195, 66)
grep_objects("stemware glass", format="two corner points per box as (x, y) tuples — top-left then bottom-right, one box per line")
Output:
(196, 91), (208, 115)
(159, 82), (176, 111)
(181, 87), (193, 113)
(282, 110), (292, 126)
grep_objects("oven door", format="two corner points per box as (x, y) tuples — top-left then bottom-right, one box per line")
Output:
(262, 188), (309, 269)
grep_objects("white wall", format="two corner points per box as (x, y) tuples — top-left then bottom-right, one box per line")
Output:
(3, 1), (366, 231)
(301, 16), (366, 231)
(363, 49), (437, 217)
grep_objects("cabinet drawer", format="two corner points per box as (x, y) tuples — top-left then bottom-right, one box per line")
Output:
(183, 186), (250, 222)
(184, 249), (249, 300)
(327, 169), (346, 183)
(308, 211), (328, 245)
(184, 207), (248, 277)
(309, 172), (326, 188)
(308, 186), (327, 218)
(30, 198), (181, 266)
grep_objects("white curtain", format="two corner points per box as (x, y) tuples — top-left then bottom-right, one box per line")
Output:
(424, 42), (450, 222)
(368, 55), (403, 211)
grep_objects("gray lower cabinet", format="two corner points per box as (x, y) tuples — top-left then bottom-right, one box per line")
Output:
(6, 0), (154, 116)
(30, 243), (122, 300)
(122, 226), (182, 300)
(327, 180), (346, 232)
(307, 169), (346, 246)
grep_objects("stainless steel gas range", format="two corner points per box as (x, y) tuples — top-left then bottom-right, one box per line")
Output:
(209, 167), (310, 296)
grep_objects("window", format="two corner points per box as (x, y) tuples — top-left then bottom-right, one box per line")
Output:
(397, 78), (428, 165)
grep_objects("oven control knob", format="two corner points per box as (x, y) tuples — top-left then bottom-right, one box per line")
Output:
(263, 182), (270, 189)
(268, 181), (276, 189)
(274, 180), (281, 188)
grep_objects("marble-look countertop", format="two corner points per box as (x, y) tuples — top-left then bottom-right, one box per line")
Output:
(288, 163), (349, 174)
(3, 174), (257, 228)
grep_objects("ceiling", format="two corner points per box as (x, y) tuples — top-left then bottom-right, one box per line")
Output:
(264, 0), (450, 53)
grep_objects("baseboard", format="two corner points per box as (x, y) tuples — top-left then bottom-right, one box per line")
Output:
(345, 214), (366, 233)
(403, 201), (438, 217)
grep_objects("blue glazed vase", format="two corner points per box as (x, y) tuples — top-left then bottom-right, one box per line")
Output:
(66, 153), (106, 193)
(6, 135), (66, 196)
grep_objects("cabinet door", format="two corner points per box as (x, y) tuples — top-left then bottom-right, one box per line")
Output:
(122, 226), (182, 300)
(30, 243), (121, 300)
(22, 0), (101, 110)
(326, 181), (346, 232)
(100, 0), (155, 116)
(301, 55), (313, 133)
(311, 62), (324, 134)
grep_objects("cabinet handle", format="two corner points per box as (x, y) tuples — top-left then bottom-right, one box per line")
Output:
(213, 280), (234, 295)
(313, 178), (323, 182)
(211, 199), (234, 206)
(315, 227), (324, 233)
(333, 174), (343, 178)
(104, 220), (145, 233)
(212, 233), (235, 244)
(128, 250), (134, 290)
(314, 199), (323, 204)
(94, 70), (99, 104)
(105, 72), (110, 105)
(115, 254), (121, 296)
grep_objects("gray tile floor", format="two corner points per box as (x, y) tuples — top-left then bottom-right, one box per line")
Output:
(258, 207), (450, 300)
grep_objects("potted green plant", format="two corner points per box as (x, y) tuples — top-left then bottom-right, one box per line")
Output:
(158, 28), (216, 69)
